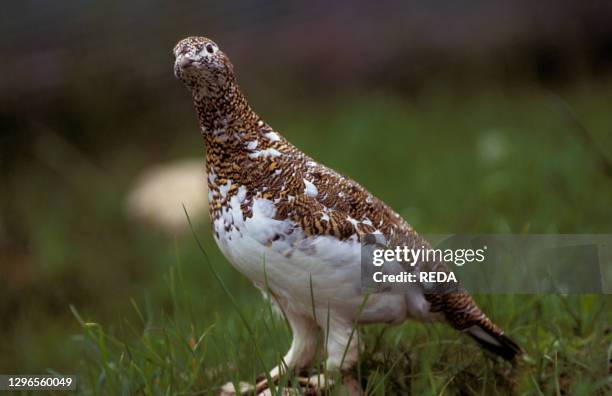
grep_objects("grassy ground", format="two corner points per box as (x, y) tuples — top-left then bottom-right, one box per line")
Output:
(2, 82), (612, 394)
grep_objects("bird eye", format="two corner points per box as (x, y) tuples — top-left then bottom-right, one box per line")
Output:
(206, 44), (215, 54)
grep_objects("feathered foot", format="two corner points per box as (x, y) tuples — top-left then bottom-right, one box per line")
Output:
(219, 371), (339, 396)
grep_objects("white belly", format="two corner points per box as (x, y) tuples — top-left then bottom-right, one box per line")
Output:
(211, 188), (423, 324)
(215, 195), (355, 294)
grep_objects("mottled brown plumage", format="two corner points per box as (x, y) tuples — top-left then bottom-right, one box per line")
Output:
(175, 37), (411, 243)
(174, 36), (520, 393)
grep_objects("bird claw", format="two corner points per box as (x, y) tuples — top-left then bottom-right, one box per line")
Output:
(219, 373), (335, 396)
(219, 381), (255, 396)
(298, 373), (334, 391)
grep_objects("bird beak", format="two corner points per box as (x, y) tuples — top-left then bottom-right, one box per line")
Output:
(176, 55), (194, 68)
(174, 55), (196, 78)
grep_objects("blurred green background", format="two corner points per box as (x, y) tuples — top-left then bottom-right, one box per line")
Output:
(1, 1), (611, 393)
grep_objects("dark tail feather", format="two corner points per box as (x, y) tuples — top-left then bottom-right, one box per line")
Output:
(465, 323), (521, 361)
(425, 292), (522, 362)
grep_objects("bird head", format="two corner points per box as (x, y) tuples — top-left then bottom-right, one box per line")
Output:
(173, 36), (235, 99)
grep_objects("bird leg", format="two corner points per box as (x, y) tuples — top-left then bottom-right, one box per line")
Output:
(220, 311), (319, 395)
(320, 319), (362, 396)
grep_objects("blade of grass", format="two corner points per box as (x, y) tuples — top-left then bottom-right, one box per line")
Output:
(183, 205), (275, 393)
(340, 293), (370, 369)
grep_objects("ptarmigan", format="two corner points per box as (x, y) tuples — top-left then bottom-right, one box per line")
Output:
(173, 36), (520, 394)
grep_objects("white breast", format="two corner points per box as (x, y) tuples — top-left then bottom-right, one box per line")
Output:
(211, 183), (417, 323)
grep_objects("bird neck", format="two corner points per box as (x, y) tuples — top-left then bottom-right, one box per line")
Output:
(193, 79), (259, 139)
(194, 79), (288, 183)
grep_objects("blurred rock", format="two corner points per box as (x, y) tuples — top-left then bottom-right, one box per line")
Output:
(477, 129), (509, 165)
(125, 159), (208, 234)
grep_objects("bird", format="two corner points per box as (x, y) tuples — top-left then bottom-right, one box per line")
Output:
(173, 36), (521, 395)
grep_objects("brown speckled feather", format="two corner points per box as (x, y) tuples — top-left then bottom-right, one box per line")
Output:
(174, 36), (521, 363)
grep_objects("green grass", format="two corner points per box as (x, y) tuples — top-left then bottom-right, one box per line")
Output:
(70, 249), (612, 395)
(2, 82), (612, 394)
